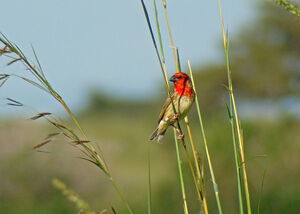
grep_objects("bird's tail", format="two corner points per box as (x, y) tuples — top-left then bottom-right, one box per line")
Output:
(149, 127), (166, 143)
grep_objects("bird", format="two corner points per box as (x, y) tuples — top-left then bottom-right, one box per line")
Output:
(149, 72), (195, 143)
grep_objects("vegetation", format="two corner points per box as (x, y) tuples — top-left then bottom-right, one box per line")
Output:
(0, 1), (300, 214)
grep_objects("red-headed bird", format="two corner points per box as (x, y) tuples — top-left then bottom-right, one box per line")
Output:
(149, 72), (195, 143)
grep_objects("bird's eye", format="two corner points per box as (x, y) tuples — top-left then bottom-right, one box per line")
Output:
(177, 76), (183, 79)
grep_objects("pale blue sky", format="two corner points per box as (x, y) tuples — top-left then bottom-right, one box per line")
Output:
(0, 0), (256, 115)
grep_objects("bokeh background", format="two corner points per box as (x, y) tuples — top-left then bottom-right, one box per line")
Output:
(1, 0), (300, 213)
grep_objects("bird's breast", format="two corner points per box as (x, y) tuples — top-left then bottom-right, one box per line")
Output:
(177, 95), (194, 118)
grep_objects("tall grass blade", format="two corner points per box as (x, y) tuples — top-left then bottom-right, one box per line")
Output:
(257, 169), (266, 214)
(218, 0), (252, 213)
(161, 0), (179, 73)
(140, 0), (168, 86)
(153, 1), (210, 211)
(175, 48), (181, 73)
(228, 100), (244, 214)
(174, 130), (189, 214)
(0, 33), (134, 214)
(188, 61), (223, 214)
(31, 45), (46, 79)
(140, 1), (189, 212)
(110, 178), (134, 214)
(184, 117), (209, 214)
(153, 0), (165, 63)
(147, 142), (152, 214)
(153, 0), (206, 210)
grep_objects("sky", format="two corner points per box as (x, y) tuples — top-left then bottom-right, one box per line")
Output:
(0, 0), (256, 116)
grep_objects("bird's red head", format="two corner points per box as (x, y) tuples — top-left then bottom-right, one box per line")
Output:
(169, 72), (194, 98)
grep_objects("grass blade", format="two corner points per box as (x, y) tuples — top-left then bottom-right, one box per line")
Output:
(188, 61), (223, 214)
(147, 142), (152, 214)
(273, 0), (300, 17)
(30, 112), (51, 120)
(257, 169), (266, 214)
(151, 1), (209, 212)
(173, 130), (189, 214)
(0, 76), (9, 87)
(140, 1), (190, 212)
(6, 97), (23, 106)
(218, 0), (252, 213)
(33, 139), (52, 150)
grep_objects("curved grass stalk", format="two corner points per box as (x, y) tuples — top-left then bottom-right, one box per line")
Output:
(273, 0), (300, 17)
(0, 34), (134, 214)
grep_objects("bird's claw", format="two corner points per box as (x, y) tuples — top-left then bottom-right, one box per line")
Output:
(173, 114), (179, 120)
(177, 133), (185, 140)
(167, 114), (179, 122)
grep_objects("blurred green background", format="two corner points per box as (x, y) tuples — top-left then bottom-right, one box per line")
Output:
(1, 2), (300, 214)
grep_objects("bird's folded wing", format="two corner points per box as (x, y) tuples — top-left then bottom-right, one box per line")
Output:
(158, 94), (177, 123)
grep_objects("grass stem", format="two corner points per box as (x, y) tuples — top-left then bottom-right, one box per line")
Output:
(185, 117), (209, 214)
(140, 1), (190, 212)
(155, 1), (207, 210)
(110, 177), (134, 214)
(188, 61), (223, 214)
(0, 34), (134, 214)
(162, 1), (180, 73)
(218, 0), (252, 213)
(228, 102), (244, 214)
(174, 130), (189, 214)
(147, 142), (152, 214)
(273, 0), (300, 17)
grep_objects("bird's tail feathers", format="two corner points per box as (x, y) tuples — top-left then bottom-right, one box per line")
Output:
(149, 128), (159, 141)
(157, 134), (164, 143)
(149, 128), (166, 143)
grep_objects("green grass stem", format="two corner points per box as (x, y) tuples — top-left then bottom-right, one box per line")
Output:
(174, 130), (189, 214)
(187, 61), (223, 214)
(147, 142), (152, 214)
(153, 1), (209, 211)
(162, 0), (180, 73)
(257, 169), (266, 214)
(228, 100), (244, 214)
(218, 1), (252, 213)
(0, 34), (134, 214)
(140, 1), (191, 212)
(184, 117), (209, 214)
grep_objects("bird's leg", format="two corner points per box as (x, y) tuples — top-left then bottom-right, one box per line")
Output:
(171, 124), (185, 140)
(167, 114), (180, 122)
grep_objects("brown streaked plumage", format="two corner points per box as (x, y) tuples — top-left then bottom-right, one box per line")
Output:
(149, 72), (195, 143)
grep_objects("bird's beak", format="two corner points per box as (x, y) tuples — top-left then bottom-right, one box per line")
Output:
(169, 75), (177, 83)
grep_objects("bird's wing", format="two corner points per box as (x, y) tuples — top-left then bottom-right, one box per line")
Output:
(158, 93), (176, 123)
(158, 97), (171, 123)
